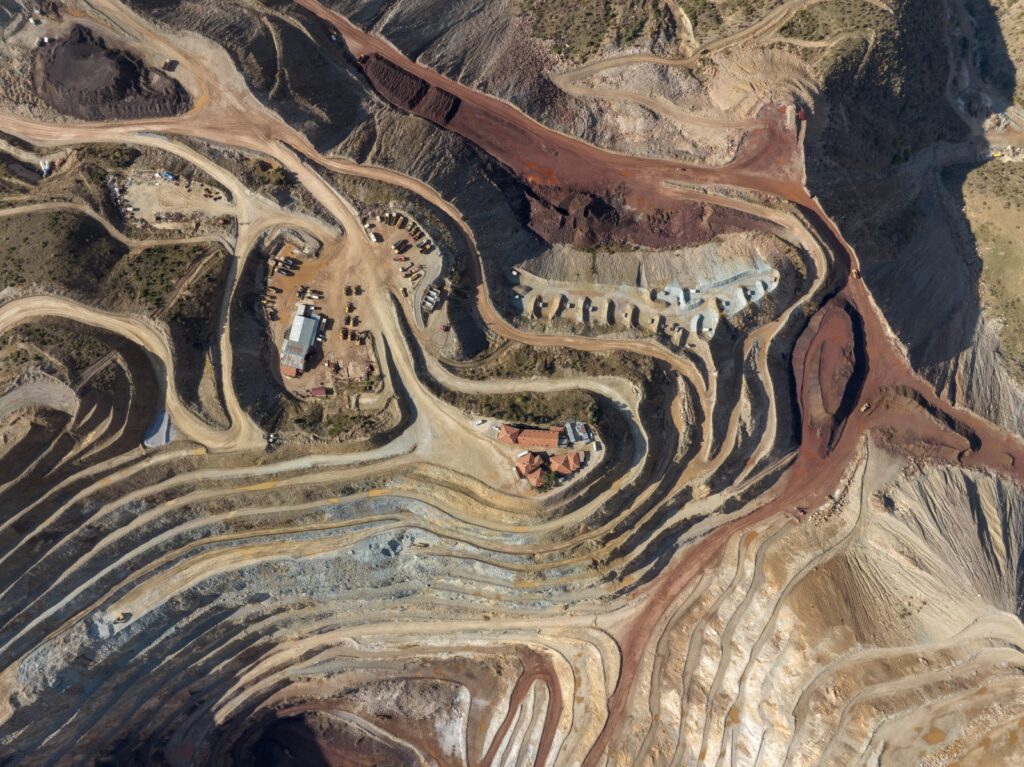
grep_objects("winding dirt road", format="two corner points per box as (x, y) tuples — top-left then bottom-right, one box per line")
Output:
(3, 1), (1024, 764)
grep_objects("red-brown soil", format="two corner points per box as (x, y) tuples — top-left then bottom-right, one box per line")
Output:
(792, 299), (861, 458)
(476, 650), (562, 767)
(301, 3), (802, 249)
(360, 54), (461, 125)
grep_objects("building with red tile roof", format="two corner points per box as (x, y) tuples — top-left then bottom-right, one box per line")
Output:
(550, 450), (584, 476)
(497, 424), (523, 444)
(515, 451), (545, 477)
(497, 424), (563, 449)
(524, 469), (545, 488)
(517, 428), (563, 449)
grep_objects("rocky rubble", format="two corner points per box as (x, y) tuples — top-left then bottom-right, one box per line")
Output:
(32, 26), (189, 121)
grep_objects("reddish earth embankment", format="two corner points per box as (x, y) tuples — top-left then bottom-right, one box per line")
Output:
(476, 651), (562, 767)
(360, 54), (461, 125)
(355, 52), (748, 248)
(300, 0), (799, 248)
(792, 298), (863, 458)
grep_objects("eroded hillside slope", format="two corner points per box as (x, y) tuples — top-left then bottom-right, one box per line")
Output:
(0, 0), (1022, 764)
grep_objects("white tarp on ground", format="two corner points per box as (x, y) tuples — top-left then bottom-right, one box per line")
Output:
(143, 409), (174, 448)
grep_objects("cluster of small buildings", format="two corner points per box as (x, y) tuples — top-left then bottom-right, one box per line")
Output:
(422, 285), (443, 312)
(513, 450), (585, 489)
(496, 422), (595, 490)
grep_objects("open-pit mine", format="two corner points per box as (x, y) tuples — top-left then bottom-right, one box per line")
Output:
(1, 0), (1024, 764)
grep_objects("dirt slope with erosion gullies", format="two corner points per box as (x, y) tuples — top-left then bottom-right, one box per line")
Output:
(324, 0), (583, 126)
(804, 0), (1024, 435)
(125, 0), (374, 148)
(5, 0), (1024, 763)
(322, 0), (749, 163)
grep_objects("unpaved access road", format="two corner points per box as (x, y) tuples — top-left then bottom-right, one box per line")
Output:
(4, 5), (1024, 764)
(0, 295), (264, 451)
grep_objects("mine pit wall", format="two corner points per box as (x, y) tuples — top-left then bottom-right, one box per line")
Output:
(804, 0), (1024, 436)
(0, 475), (620, 765)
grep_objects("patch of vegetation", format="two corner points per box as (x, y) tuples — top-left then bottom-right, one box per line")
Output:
(165, 249), (230, 422)
(680, 0), (724, 39)
(0, 206), (226, 319)
(291, 401), (361, 438)
(0, 210), (127, 294)
(0, 152), (43, 194)
(779, 8), (826, 41)
(2, 321), (111, 385)
(104, 243), (215, 314)
(251, 160), (290, 189)
(958, 161), (1024, 382)
(518, 0), (674, 62)
(452, 343), (656, 385)
(280, 391), (399, 444)
(167, 248), (229, 351)
(443, 388), (599, 426)
(674, 0), (794, 43)
(962, 0), (1016, 104)
(780, 3), (889, 44)
(811, 0), (967, 174)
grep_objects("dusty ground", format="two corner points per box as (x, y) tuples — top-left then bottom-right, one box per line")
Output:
(120, 169), (230, 230)
(264, 237), (380, 391)
(0, 0), (1022, 765)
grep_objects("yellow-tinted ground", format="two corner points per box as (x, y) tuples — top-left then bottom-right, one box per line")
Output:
(962, 160), (1024, 382)
(266, 240), (378, 395)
